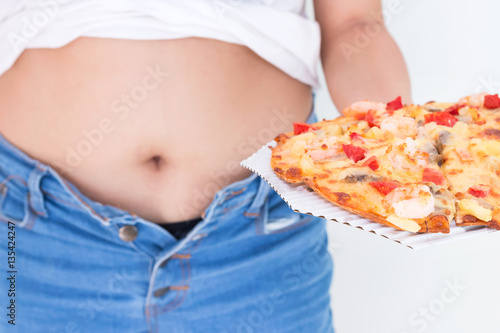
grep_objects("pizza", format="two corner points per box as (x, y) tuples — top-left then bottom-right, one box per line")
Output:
(271, 93), (500, 233)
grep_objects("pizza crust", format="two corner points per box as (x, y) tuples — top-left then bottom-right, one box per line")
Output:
(303, 176), (428, 233)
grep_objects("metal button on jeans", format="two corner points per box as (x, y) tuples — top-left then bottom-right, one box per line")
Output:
(118, 225), (138, 242)
(153, 286), (170, 298)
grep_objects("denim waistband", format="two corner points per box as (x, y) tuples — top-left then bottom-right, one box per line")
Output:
(0, 108), (317, 228)
(0, 134), (76, 227)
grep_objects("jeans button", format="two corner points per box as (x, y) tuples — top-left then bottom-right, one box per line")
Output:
(118, 225), (138, 242)
(153, 286), (170, 298)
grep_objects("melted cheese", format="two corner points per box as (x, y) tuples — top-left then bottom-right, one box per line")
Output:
(458, 199), (493, 221)
(365, 126), (383, 139)
(470, 138), (500, 157)
(291, 140), (306, 158)
(386, 214), (421, 232)
(451, 121), (469, 136)
(290, 132), (316, 144)
(337, 168), (369, 181)
(321, 124), (343, 137)
(299, 154), (315, 176)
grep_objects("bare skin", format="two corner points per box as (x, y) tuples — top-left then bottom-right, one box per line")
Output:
(0, 0), (411, 224)
(315, 0), (412, 109)
(0, 37), (312, 223)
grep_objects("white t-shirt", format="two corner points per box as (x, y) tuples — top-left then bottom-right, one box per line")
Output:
(0, 0), (321, 88)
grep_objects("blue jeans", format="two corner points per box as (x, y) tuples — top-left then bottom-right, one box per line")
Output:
(0, 112), (333, 333)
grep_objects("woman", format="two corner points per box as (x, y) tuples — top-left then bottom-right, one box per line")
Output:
(0, 0), (410, 332)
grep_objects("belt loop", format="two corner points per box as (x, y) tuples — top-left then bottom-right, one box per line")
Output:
(244, 178), (271, 217)
(253, 198), (269, 234)
(27, 164), (48, 217)
(0, 177), (35, 229)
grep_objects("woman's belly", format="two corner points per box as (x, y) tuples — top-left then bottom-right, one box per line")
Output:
(0, 37), (312, 223)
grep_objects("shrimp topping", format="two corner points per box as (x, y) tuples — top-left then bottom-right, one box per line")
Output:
(380, 116), (417, 138)
(385, 185), (435, 219)
(343, 100), (386, 118)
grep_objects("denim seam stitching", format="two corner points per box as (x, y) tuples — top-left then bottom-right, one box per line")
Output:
(42, 190), (82, 210)
(153, 239), (200, 316)
(0, 185), (28, 225)
(0, 175), (27, 188)
(223, 187), (247, 201)
(62, 178), (108, 222)
(154, 258), (190, 315)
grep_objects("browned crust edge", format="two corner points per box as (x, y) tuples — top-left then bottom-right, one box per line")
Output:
(302, 177), (446, 233)
(271, 166), (304, 184)
(456, 214), (500, 230)
(427, 215), (451, 234)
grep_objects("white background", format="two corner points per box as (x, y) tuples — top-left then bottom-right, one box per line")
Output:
(308, 0), (500, 332)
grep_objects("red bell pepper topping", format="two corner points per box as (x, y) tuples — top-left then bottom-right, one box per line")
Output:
(354, 113), (367, 121)
(362, 156), (379, 171)
(467, 185), (490, 198)
(484, 94), (500, 109)
(369, 181), (400, 195)
(293, 122), (316, 135)
(424, 111), (458, 127)
(422, 168), (446, 186)
(386, 96), (403, 111)
(342, 144), (366, 163)
(444, 103), (465, 115)
(365, 109), (380, 127)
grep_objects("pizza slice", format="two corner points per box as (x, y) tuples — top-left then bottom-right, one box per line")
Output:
(271, 115), (359, 183)
(271, 98), (405, 183)
(272, 98), (455, 233)
(436, 93), (500, 229)
(301, 131), (455, 233)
